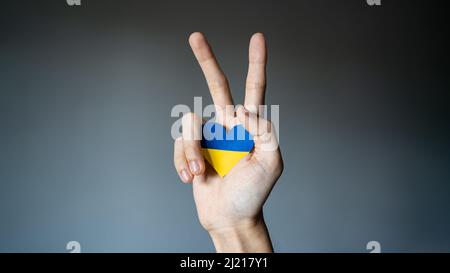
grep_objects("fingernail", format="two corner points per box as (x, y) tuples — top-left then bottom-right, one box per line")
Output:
(180, 169), (192, 182)
(189, 160), (201, 174)
(242, 107), (250, 115)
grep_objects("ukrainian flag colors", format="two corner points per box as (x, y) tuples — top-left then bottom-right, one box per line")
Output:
(201, 122), (254, 177)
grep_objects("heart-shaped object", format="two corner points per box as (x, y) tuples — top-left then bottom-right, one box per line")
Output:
(201, 122), (254, 177)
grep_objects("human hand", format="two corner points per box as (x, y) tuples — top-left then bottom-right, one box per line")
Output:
(173, 32), (283, 252)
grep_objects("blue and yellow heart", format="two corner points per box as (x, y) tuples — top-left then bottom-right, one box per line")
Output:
(201, 122), (254, 177)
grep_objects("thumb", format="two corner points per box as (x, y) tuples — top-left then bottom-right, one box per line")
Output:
(236, 105), (279, 153)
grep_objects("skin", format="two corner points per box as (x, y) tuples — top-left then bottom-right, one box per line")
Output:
(173, 32), (283, 253)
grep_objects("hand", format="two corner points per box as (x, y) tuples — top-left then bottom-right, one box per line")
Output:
(173, 32), (283, 253)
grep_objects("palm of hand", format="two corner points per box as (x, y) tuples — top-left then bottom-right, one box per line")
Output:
(193, 150), (282, 231)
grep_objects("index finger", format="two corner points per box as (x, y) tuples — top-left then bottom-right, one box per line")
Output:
(189, 32), (234, 118)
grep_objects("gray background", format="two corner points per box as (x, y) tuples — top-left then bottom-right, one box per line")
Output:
(0, 0), (449, 252)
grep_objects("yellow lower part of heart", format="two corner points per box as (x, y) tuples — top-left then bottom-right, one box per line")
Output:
(202, 148), (249, 177)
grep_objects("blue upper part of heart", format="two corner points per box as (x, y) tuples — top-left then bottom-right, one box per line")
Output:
(201, 122), (254, 152)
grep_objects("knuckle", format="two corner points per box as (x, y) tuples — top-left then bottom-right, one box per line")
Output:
(182, 112), (201, 126)
(184, 143), (200, 157)
(246, 81), (266, 91)
(257, 119), (273, 135)
(208, 77), (228, 92)
(182, 112), (196, 122)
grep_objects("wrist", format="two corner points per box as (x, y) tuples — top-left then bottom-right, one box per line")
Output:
(207, 216), (273, 253)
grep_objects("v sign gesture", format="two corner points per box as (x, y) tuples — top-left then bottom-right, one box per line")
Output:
(173, 33), (283, 253)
